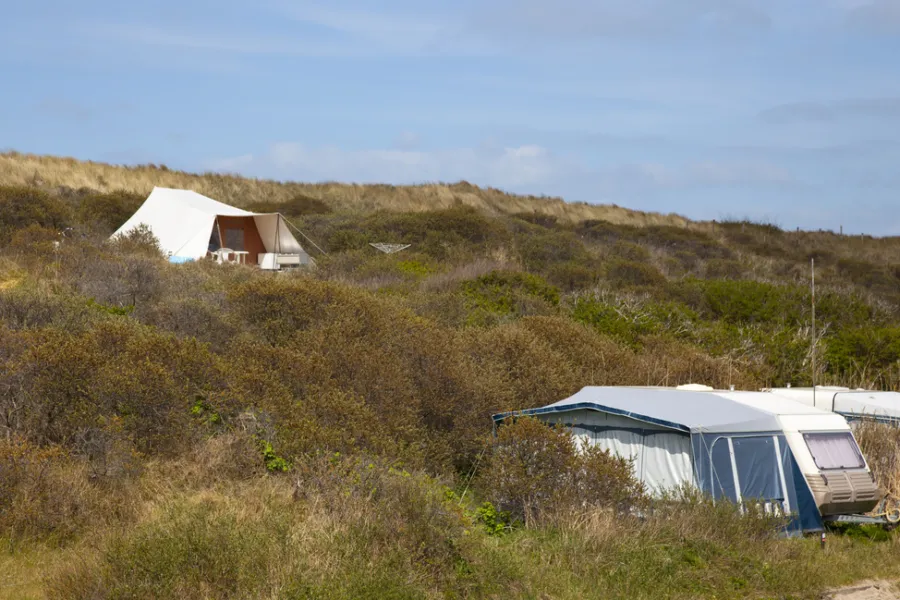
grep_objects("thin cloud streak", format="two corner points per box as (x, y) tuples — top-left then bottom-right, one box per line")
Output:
(759, 97), (900, 124)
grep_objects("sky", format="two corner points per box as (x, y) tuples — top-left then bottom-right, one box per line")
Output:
(2, 1), (900, 234)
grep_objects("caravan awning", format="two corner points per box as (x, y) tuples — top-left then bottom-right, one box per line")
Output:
(493, 386), (784, 434)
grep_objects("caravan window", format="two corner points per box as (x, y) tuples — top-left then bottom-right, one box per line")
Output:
(802, 432), (865, 470)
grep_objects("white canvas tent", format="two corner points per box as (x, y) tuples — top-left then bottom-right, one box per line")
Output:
(111, 187), (311, 268)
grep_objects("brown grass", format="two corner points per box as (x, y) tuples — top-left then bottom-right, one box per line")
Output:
(0, 151), (691, 226)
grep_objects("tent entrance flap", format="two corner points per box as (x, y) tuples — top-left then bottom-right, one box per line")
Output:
(253, 214), (305, 255)
(693, 432), (818, 532)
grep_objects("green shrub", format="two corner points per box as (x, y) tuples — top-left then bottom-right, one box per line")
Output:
(545, 260), (598, 291)
(694, 279), (805, 325)
(608, 240), (651, 262)
(360, 207), (509, 259)
(461, 270), (560, 322)
(76, 191), (143, 234)
(246, 193), (332, 217)
(605, 260), (666, 288)
(704, 258), (744, 279)
(0, 186), (72, 241)
(837, 258), (900, 295)
(511, 212), (559, 228)
(474, 501), (511, 536)
(824, 327), (900, 382)
(517, 229), (591, 272)
(571, 295), (696, 346)
(636, 226), (731, 260)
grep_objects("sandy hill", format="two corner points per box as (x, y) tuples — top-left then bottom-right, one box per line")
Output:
(0, 151), (689, 227)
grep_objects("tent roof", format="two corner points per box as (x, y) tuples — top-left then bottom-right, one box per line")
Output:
(493, 386), (788, 434)
(716, 391), (831, 416)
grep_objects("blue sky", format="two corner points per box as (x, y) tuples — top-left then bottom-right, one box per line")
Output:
(2, 0), (900, 234)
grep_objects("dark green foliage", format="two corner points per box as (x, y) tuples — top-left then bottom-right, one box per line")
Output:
(605, 260), (666, 288)
(313, 207), (508, 259)
(246, 193), (332, 217)
(76, 191), (143, 234)
(512, 212), (559, 228)
(704, 258), (744, 279)
(825, 327), (900, 380)
(461, 270), (560, 322)
(517, 229), (592, 272)
(608, 240), (650, 262)
(0, 186), (72, 240)
(837, 258), (900, 295)
(688, 279), (805, 325)
(571, 295), (696, 346)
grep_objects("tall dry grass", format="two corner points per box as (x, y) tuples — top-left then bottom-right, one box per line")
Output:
(0, 151), (691, 226)
(854, 420), (900, 504)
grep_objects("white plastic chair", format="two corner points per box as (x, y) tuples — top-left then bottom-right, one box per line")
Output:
(213, 248), (234, 263)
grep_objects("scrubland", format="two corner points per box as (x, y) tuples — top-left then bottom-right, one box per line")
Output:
(2, 158), (900, 598)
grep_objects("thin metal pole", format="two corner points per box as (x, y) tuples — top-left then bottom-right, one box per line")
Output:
(812, 258), (817, 406)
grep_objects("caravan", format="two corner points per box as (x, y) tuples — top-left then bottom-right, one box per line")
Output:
(767, 386), (900, 425)
(714, 389), (881, 518)
(493, 386), (881, 533)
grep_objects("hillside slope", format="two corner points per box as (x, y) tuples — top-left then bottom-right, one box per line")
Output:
(3, 154), (900, 598)
(0, 151), (690, 226)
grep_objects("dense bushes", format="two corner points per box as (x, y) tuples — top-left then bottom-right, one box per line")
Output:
(479, 417), (645, 525)
(2, 186), (900, 597)
(76, 191), (143, 234)
(246, 193), (332, 217)
(461, 270), (560, 323)
(0, 186), (72, 241)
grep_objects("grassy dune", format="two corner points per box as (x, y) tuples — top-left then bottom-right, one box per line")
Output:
(0, 150), (690, 226)
(2, 154), (900, 598)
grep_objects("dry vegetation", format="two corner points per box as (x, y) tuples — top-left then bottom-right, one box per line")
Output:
(2, 157), (900, 598)
(0, 151), (690, 225)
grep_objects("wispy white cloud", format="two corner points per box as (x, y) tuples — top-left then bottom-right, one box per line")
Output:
(273, 2), (445, 48)
(208, 138), (796, 198)
(209, 140), (570, 188)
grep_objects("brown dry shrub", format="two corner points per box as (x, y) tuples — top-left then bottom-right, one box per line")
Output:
(0, 437), (133, 542)
(853, 419), (900, 501)
(635, 336), (759, 390)
(479, 417), (645, 526)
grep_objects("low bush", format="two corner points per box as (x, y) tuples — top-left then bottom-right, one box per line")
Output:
(0, 186), (72, 242)
(461, 270), (560, 323)
(479, 417), (645, 525)
(246, 193), (332, 217)
(76, 191), (143, 234)
(605, 259), (666, 289)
